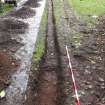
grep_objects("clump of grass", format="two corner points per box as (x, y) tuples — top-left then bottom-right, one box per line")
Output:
(32, 7), (47, 68)
(0, 4), (13, 16)
(53, 0), (64, 23)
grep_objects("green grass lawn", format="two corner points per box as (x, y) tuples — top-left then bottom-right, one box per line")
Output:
(68, 0), (105, 16)
(33, 7), (47, 64)
(0, 4), (13, 16)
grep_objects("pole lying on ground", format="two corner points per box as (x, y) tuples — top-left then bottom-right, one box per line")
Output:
(66, 45), (81, 105)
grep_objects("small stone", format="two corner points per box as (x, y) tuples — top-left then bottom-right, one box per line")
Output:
(88, 85), (93, 89)
(51, 53), (54, 56)
(80, 91), (85, 95)
(0, 90), (6, 98)
(11, 62), (15, 66)
(92, 15), (98, 18)
(86, 65), (90, 69)
(101, 86), (105, 89)
(99, 77), (104, 82)
(3, 49), (6, 52)
(84, 70), (91, 74)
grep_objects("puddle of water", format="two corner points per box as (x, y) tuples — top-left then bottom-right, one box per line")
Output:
(3, 0), (46, 105)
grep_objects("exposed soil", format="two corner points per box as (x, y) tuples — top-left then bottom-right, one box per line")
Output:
(0, 39), (23, 53)
(0, 0), (105, 104)
(0, 51), (19, 92)
(8, 6), (35, 19)
(0, 0), (32, 99)
(0, 18), (28, 35)
(24, 0), (40, 8)
(62, 0), (105, 105)
(0, 16), (28, 93)
(25, 0), (105, 105)
(0, 18), (28, 53)
(6, 0), (39, 19)
(0, 0), (45, 104)
(25, 0), (65, 105)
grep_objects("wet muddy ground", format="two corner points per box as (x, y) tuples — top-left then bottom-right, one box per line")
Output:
(25, 0), (65, 105)
(25, 0), (105, 105)
(62, 0), (105, 105)
(0, 0), (45, 104)
(0, 0), (105, 105)
(0, 17), (28, 94)
(0, 51), (19, 91)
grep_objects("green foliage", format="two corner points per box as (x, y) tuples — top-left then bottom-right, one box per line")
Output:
(53, 0), (64, 23)
(0, 4), (13, 15)
(33, 7), (47, 64)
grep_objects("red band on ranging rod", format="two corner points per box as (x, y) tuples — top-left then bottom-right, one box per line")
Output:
(66, 45), (81, 105)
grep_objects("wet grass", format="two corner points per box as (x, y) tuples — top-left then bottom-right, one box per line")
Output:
(0, 4), (13, 16)
(32, 6), (47, 67)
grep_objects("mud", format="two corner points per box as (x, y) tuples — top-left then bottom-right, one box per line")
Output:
(0, 18), (28, 53)
(24, 0), (105, 105)
(0, 18), (28, 35)
(61, 0), (105, 105)
(0, 39), (23, 53)
(0, 0), (105, 104)
(24, 0), (40, 8)
(74, 17), (105, 105)
(0, 0), (46, 104)
(25, 0), (105, 104)
(25, 0), (65, 105)
(0, 17), (28, 92)
(8, 6), (35, 19)
(0, 51), (19, 92)
(0, 0), (38, 103)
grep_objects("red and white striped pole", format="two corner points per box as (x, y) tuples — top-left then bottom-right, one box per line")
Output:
(66, 45), (80, 105)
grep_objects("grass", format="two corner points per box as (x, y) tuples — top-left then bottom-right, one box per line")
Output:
(0, 4), (13, 16)
(67, 0), (105, 26)
(68, 0), (105, 16)
(32, 6), (47, 67)
(32, 0), (64, 69)
(53, 0), (64, 23)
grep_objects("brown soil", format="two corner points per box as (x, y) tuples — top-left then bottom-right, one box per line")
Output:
(0, 0), (29, 96)
(0, 51), (19, 92)
(25, 0), (65, 105)
(8, 6), (35, 19)
(62, 1), (105, 105)
(24, 0), (40, 8)
(0, 18), (28, 35)
(25, 0), (105, 105)
(0, 18), (28, 53)
(0, 39), (23, 53)
(0, 0), (42, 104)
(0, 0), (105, 104)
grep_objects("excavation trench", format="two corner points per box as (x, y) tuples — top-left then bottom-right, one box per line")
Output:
(29, 0), (65, 105)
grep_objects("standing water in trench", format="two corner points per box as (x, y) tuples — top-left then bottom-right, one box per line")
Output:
(0, 0), (46, 105)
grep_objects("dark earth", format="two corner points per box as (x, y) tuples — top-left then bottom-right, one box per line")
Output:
(0, 0), (105, 105)
(25, 0), (105, 105)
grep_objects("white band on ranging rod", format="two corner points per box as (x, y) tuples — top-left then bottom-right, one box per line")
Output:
(66, 45), (80, 105)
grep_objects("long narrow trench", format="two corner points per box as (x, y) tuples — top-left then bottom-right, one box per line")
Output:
(35, 0), (65, 105)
